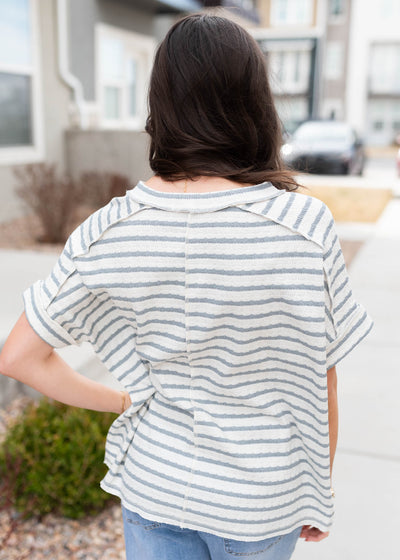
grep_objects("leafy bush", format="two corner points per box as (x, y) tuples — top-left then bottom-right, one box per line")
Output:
(0, 399), (117, 519)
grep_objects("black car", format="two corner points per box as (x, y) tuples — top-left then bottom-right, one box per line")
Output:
(281, 120), (365, 175)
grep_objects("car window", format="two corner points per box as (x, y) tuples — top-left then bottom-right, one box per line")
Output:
(293, 122), (352, 143)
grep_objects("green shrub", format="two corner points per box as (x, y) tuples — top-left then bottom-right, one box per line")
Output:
(0, 399), (118, 519)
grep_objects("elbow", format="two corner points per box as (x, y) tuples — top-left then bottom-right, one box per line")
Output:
(0, 345), (19, 379)
(0, 339), (32, 381)
(0, 312), (53, 381)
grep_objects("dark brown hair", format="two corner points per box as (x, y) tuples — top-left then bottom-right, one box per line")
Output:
(145, 14), (298, 191)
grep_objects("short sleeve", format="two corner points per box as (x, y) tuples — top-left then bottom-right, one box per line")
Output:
(23, 244), (97, 348)
(323, 215), (373, 370)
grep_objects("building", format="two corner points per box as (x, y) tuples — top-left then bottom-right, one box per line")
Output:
(0, 0), (203, 222)
(0, 0), (264, 223)
(252, 0), (329, 134)
(346, 0), (400, 145)
(2, 0), (398, 227)
(253, 0), (400, 146)
(201, 0), (260, 23)
(320, 0), (352, 122)
(251, 0), (352, 134)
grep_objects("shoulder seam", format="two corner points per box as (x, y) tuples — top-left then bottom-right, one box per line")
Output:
(241, 193), (330, 250)
(69, 197), (146, 259)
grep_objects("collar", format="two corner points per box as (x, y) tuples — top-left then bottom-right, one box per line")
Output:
(128, 181), (285, 213)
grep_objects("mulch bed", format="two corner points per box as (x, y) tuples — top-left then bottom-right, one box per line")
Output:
(0, 398), (125, 560)
(0, 503), (124, 560)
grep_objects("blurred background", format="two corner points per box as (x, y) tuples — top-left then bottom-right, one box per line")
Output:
(0, 0), (399, 222)
(0, 1), (399, 559)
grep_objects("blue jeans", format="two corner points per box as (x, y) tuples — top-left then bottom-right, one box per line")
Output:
(122, 505), (302, 560)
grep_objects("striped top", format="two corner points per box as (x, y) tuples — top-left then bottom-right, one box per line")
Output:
(24, 181), (373, 541)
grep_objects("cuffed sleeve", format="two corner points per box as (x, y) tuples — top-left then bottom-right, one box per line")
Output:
(23, 245), (98, 348)
(22, 230), (151, 399)
(23, 280), (78, 347)
(323, 214), (373, 370)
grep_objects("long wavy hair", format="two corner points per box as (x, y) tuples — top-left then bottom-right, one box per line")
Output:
(145, 14), (298, 192)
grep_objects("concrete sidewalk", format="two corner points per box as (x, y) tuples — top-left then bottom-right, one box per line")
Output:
(0, 199), (399, 559)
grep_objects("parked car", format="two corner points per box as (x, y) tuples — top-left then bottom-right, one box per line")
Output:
(281, 120), (365, 175)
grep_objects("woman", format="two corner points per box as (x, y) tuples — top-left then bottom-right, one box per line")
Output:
(0, 14), (372, 560)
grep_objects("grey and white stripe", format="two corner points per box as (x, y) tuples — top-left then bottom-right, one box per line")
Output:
(23, 181), (373, 541)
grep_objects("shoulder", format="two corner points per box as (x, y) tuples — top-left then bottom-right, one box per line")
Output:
(246, 189), (334, 249)
(65, 191), (145, 259)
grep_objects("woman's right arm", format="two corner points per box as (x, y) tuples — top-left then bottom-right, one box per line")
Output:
(0, 312), (131, 414)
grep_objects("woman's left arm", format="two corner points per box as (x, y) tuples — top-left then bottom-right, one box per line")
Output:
(0, 312), (131, 414)
(327, 365), (338, 478)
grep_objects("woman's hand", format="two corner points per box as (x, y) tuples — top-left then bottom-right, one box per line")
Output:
(300, 525), (330, 542)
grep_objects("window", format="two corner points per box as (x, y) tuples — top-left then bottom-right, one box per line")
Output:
(270, 51), (284, 84)
(275, 97), (308, 134)
(270, 0), (313, 26)
(324, 42), (343, 81)
(99, 35), (123, 120)
(269, 48), (311, 94)
(329, 0), (346, 17)
(234, 0), (256, 10)
(128, 59), (138, 118)
(97, 25), (156, 129)
(0, 74), (32, 146)
(367, 99), (400, 145)
(370, 44), (400, 94)
(0, 0), (42, 163)
(293, 51), (301, 83)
